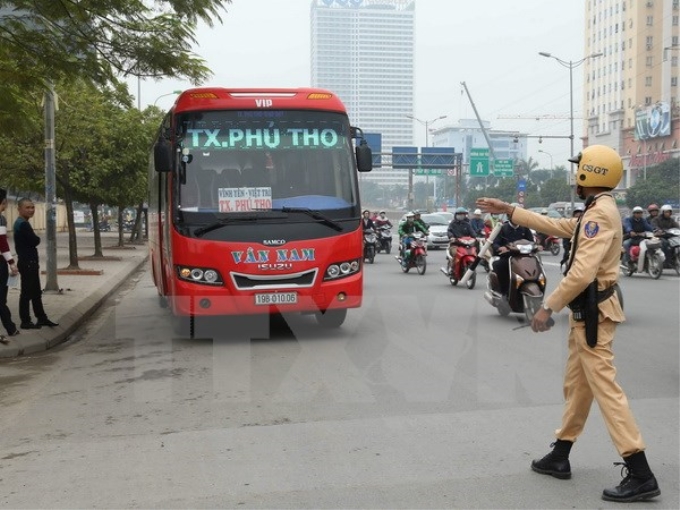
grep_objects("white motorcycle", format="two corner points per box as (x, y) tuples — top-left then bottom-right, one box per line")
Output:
(624, 231), (665, 279)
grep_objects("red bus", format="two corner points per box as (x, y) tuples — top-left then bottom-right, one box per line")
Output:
(149, 87), (373, 336)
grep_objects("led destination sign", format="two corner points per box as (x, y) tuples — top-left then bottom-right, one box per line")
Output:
(186, 128), (342, 150)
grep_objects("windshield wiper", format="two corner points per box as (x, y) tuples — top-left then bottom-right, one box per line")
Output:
(193, 216), (261, 237)
(271, 207), (343, 232)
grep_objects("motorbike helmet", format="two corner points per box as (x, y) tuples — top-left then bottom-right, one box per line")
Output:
(647, 204), (659, 213)
(379, 210), (386, 215)
(568, 145), (623, 189)
(660, 204), (673, 213)
(632, 206), (644, 213)
(406, 211), (415, 218)
(572, 205), (585, 216)
(455, 207), (468, 214)
(473, 208), (482, 215)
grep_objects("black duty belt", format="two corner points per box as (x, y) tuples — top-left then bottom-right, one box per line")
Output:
(569, 283), (619, 321)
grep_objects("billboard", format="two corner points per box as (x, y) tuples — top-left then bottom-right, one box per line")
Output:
(635, 102), (672, 140)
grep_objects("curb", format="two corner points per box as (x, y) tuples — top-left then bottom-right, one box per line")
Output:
(0, 256), (149, 358)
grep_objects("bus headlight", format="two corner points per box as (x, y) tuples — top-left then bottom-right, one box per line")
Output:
(176, 265), (224, 286)
(324, 258), (361, 281)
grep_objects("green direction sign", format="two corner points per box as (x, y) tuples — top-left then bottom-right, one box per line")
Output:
(413, 168), (444, 176)
(469, 148), (490, 177)
(493, 159), (514, 177)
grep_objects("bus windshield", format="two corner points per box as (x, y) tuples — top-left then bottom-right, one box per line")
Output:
(175, 110), (359, 220)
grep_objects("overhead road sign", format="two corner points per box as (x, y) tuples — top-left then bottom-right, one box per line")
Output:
(493, 159), (514, 177)
(469, 148), (490, 177)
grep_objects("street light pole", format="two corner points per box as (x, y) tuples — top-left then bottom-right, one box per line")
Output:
(153, 90), (183, 108)
(405, 114), (447, 209)
(539, 51), (602, 212)
(538, 149), (554, 178)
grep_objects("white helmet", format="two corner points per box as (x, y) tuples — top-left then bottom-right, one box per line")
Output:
(473, 208), (482, 215)
(660, 204), (673, 212)
(632, 206), (644, 213)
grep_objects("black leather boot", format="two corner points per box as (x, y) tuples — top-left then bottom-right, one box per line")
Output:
(602, 451), (660, 502)
(531, 439), (572, 479)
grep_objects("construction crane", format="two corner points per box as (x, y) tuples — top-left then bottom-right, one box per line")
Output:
(497, 114), (583, 120)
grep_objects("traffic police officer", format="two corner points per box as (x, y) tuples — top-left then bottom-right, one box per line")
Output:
(476, 145), (660, 503)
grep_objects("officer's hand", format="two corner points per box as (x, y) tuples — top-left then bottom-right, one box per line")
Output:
(476, 197), (512, 215)
(531, 307), (553, 333)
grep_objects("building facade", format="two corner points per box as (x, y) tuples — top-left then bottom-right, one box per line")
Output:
(310, 0), (415, 186)
(583, 0), (679, 187)
(430, 119), (528, 171)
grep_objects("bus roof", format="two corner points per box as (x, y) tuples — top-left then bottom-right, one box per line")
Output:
(170, 87), (349, 114)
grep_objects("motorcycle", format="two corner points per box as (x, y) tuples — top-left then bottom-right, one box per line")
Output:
(442, 236), (478, 289)
(624, 231), (665, 279)
(396, 231), (427, 275)
(363, 228), (378, 264)
(484, 239), (547, 322)
(376, 225), (393, 254)
(534, 231), (560, 256)
(656, 228), (680, 275)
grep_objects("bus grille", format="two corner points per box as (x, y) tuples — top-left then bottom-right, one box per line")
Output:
(230, 269), (318, 290)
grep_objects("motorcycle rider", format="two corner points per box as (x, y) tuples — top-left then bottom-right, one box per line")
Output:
(622, 206), (654, 266)
(653, 204), (679, 264)
(469, 208), (486, 237)
(646, 204), (660, 224)
(413, 210), (429, 232)
(398, 211), (427, 263)
(361, 209), (375, 231)
(491, 210), (535, 296)
(445, 207), (477, 275)
(374, 211), (392, 229)
(477, 145), (660, 503)
(560, 205), (584, 272)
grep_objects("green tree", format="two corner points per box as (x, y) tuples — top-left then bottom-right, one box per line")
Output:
(626, 158), (680, 209)
(540, 178), (572, 205)
(0, 0), (231, 125)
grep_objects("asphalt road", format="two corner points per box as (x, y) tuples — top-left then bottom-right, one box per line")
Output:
(0, 248), (678, 509)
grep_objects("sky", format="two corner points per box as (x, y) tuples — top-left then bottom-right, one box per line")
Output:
(131, 0), (587, 168)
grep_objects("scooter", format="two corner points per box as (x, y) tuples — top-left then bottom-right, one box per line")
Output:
(624, 231), (665, 279)
(396, 231), (427, 275)
(441, 236), (478, 289)
(363, 228), (377, 264)
(533, 230), (560, 256)
(484, 239), (547, 322)
(376, 225), (393, 254)
(656, 228), (680, 275)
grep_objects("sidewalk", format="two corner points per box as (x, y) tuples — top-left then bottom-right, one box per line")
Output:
(0, 230), (148, 358)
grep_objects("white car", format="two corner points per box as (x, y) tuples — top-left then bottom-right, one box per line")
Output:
(421, 213), (450, 249)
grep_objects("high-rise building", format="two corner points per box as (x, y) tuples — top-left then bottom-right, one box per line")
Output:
(583, 0), (679, 187)
(310, 0), (415, 186)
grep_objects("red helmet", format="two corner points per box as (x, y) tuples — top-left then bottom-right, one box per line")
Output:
(647, 204), (659, 212)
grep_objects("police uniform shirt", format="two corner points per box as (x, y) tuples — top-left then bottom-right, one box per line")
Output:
(511, 194), (624, 322)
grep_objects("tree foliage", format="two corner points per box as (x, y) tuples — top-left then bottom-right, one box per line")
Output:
(0, 0), (231, 125)
(625, 158), (680, 208)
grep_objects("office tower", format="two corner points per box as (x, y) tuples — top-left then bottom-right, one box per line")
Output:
(311, 0), (416, 186)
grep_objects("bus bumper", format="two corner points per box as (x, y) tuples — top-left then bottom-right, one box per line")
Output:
(168, 275), (362, 317)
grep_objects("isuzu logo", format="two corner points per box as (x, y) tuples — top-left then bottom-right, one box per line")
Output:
(263, 239), (286, 246)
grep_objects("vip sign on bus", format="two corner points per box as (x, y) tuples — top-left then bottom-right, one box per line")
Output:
(218, 187), (272, 212)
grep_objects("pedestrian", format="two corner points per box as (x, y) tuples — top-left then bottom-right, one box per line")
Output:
(13, 198), (59, 330)
(0, 189), (19, 344)
(476, 145), (660, 503)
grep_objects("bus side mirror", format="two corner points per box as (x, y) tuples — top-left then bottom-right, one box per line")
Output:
(356, 142), (373, 172)
(154, 139), (172, 173)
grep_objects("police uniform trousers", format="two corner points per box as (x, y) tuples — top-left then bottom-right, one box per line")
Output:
(556, 315), (646, 457)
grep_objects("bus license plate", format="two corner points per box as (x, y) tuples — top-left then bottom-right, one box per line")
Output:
(254, 292), (298, 306)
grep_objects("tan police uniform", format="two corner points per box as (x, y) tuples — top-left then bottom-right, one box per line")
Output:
(511, 193), (645, 457)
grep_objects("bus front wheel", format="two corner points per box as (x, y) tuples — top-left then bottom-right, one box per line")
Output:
(172, 314), (195, 339)
(315, 309), (347, 329)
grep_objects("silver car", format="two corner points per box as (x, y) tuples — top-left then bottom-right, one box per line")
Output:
(420, 213), (451, 249)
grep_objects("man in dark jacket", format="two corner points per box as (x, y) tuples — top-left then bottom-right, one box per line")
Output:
(492, 217), (535, 295)
(622, 206), (654, 265)
(13, 198), (58, 329)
